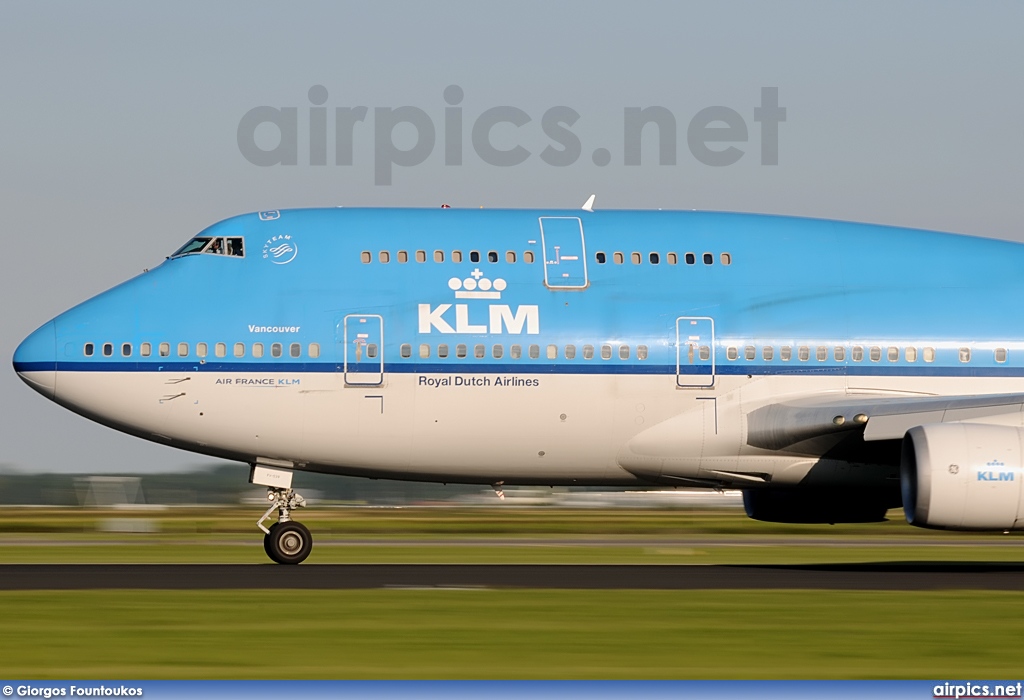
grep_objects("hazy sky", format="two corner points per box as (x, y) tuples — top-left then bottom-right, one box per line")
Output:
(3, 1), (1024, 473)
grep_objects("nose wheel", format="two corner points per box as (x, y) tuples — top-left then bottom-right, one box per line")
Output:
(257, 485), (312, 564)
(263, 520), (312, 565)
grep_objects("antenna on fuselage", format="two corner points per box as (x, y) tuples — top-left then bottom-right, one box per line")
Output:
(581, 194), (596, 212)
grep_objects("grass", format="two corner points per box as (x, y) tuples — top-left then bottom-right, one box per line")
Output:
(1, 589), (1023, 679)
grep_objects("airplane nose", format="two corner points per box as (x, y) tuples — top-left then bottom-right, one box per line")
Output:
(13, 320), (57, 400)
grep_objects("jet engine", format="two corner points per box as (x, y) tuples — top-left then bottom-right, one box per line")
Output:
(901, 423), (1024, 530)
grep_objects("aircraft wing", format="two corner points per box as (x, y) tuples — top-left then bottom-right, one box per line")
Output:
(746, 392), (1024, 451)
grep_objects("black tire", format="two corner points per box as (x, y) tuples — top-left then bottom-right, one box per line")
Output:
(262, 522), (280, 560)
(265, 521), (312, 565)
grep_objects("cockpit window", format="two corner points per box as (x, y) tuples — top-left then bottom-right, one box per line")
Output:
(171, 236), (244, 258)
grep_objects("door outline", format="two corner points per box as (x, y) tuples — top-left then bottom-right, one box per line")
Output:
(343, 314), (384, 386)
(539, 217), (588, 290)
(676, 316), (715, 388)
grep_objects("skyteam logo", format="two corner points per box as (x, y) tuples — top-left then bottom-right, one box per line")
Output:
(419, 268), (539, 334)
(262, 234), (298, 264)
(977, 459), (1015, 482)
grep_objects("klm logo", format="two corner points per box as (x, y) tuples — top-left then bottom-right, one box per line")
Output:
(418, 269), (539, 335)
(977, 459), (1014, 482)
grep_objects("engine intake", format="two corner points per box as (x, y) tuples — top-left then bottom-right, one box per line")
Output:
(901, 423), (1024, 530)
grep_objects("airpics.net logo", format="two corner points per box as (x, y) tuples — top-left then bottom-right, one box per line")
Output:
(237, 85), (787, 185)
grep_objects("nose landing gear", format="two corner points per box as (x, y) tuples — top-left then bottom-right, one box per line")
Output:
(258, 487), (311, 564)
(251, 464), (312, 565)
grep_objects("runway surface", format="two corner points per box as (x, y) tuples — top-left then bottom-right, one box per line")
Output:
(2, 563), (1024, 590)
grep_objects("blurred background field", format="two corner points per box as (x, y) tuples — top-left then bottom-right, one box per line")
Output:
(2, 464), (1024, 678)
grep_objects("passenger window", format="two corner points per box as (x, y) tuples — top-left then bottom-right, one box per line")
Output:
(547, 344), (558, 360)
(416, 250), (426, 263)
(667, 253), (678, 265)
(923, 347), (935, 362)
(159, 342), (170, 357)
(524, 251), (535, 263)
(780, 346), (792, 361)
(852, 346), (864, 362)
(361, 251), (371, 263)
(637, 345), (648, 360)
(456, 344), (467, 359)
(506, 251), (516, 263)
(583, 345), (594, 360)
(438, 344), (449, 359)
(905, 347), (917, 363)
(797, 346), (809, 361)
(196, 342), (207, 358)
(510, 344), (522, 359)
(434, 250), (444, 263)
(308, 343), (320, 359)
(271, 343), (281, 358)
(869, 346), (881, 362)
(649, 253), (660, 265)
(834, 346), (845, 362)
(121, 343), (132, 357)
(176, 342), (187, 357)
(887, 346), (898, 362)
(215, 343), (226, 358)
(397, 250), (408, 263)
(290, 343), (301, 358)
(959, 347), (971, 363)
(253, 342), (264, 358)
(474, 344), (485, 359)
(996, 348), (1008, 363)
(470, 251), (480, 263)
(703, 253), (713, 265)
(685, 253), (696, 265)
(379, 251), (389, 263)
(726, 347), (738, 361)
(816, 346), (827, 362)
(528, 344), (540, 359)
(234, 342), (245, 358)
(366, 344), (378, 359)
(452, 251), (463, 263)
(400, 344), (411, 358)
(141, 342), (151, 357)
(613, 252), (624, 264)
(601, 345), (612, 360)
(698, 346), (711, 361)
(488, 251), (498, 263)
(631, 252), (641, 265)
(619, 345), (630, 360)
(565, 345), (576, 360)
(721, 253), (732, 265)
(103, 343), (113, 357)
(493, 344), (503, 359)
(744, 346), (755, 361)
(419, 344), (430, 359)
(596, 252), (606, 264)
(762, 346), (774, 361)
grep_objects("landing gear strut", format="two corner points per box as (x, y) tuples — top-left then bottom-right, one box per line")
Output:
(251, 465), (312, 564)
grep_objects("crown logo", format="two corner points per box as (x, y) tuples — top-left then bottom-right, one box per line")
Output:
(448, 268), (507, 300)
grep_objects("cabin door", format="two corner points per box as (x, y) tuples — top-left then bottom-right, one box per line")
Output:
(340, 314), (384, 385)
(539, 217), (588, 289)
(676, 316), (715, 388)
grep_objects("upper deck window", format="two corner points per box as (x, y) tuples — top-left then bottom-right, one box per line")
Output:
(171, 236), (244, 258)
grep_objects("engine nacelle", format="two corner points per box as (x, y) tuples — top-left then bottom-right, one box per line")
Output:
(901, 423), (1024, 530)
